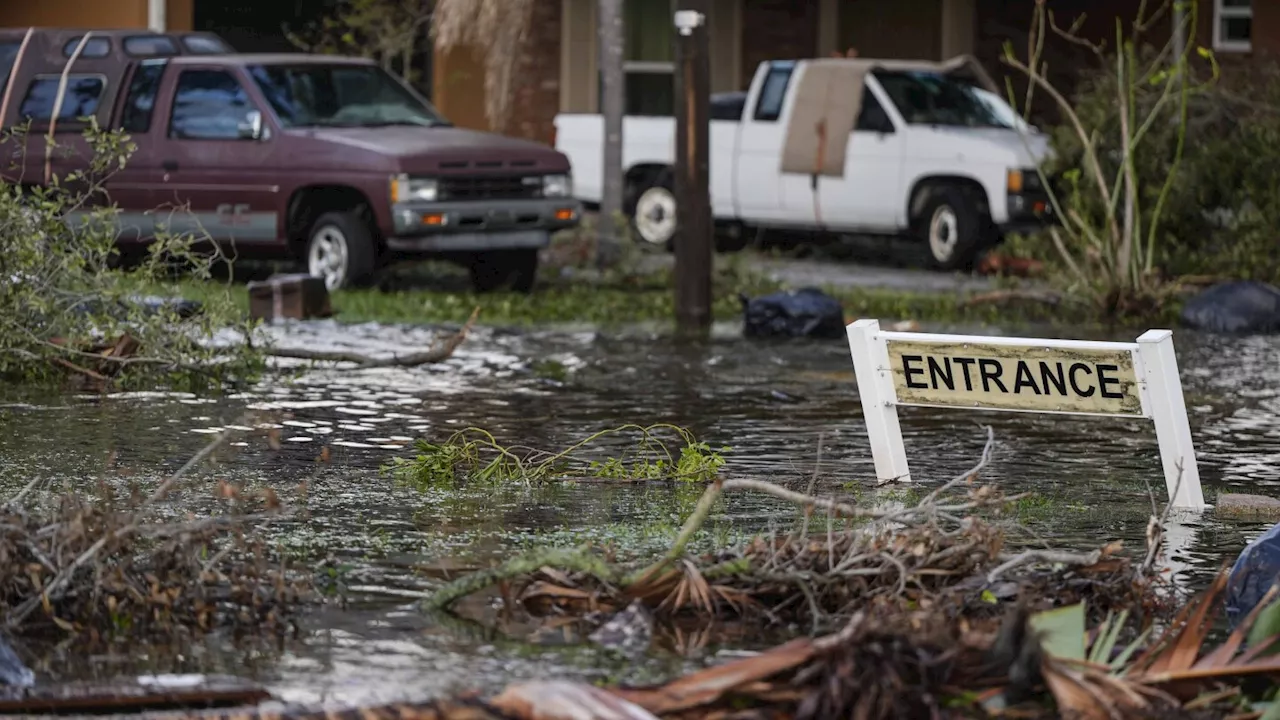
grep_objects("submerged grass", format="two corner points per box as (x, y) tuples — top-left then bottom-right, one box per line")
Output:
(386, 424), (731, 490)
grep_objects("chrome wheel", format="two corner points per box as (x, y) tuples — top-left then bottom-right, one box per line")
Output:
(307, 225), (349, 290)
(928, 205), (959, 265)
(634, 185), (677, 246)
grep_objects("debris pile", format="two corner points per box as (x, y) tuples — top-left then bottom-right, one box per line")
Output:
(0, 422), (310, 643)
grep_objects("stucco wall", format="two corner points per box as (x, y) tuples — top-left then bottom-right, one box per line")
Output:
(0, 0), (192, 30)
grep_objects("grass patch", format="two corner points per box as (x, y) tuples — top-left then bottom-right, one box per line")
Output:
(141, 270), (1108, 329)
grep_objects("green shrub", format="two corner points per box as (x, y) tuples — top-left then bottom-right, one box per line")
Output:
(0, 121), (262, 389)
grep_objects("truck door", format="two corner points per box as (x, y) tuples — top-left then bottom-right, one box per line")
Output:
(104, 59), (169, 243)
(147, 63), (281, 253)
(733, 61), (813, 225)
(818, 81), (906, 232)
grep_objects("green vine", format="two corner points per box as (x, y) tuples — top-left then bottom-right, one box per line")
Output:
(384, 424), (731, 489)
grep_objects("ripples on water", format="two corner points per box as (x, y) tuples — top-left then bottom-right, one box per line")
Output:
(0, 319), (1277, 705)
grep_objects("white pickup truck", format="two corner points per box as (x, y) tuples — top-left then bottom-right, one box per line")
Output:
(554, 56), (1053, 270)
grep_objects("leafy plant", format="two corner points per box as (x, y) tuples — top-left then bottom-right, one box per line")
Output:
(0, 120), (262, 390)
(1001, 0), (1218, 315)
(285, 0), (432, 86)
(1026, 572), (1280, 717)
(385, 424), (732, 490)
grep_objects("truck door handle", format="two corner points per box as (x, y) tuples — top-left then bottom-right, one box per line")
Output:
(162, 160), (178, 172)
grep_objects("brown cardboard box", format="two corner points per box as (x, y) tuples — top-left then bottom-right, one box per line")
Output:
(247, 274), (333, 321)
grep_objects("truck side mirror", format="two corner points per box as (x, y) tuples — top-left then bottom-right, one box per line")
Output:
(238, 110), (264, 141)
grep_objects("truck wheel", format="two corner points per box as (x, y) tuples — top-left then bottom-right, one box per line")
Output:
(916, 185), (984, 271)
(508, 248), (538, 293)
(306, 211), (378, 290)
(469, 249), (539, 294)
(628, 172), (677, 250)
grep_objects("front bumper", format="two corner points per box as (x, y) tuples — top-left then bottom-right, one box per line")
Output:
(1001, 192), (1057, 234)
(385, 197), (583, 253)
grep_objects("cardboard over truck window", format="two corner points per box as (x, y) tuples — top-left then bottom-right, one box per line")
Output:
(779, 55), (1000, 177)
(846, 319), (1206, 511)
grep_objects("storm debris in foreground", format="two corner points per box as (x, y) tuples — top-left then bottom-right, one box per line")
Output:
(0, 421), (310, 642)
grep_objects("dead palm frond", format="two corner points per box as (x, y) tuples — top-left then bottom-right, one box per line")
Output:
(432, 0), (537, 132)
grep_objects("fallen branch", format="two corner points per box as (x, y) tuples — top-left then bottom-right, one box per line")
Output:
(423, 547), (618, 612)
(987, 548), (1103, 583)
(267, 306), (479, 367)
(961, 289), (1071, 308)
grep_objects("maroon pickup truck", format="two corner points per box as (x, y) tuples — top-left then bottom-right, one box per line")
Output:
(1, 32), (581, 292)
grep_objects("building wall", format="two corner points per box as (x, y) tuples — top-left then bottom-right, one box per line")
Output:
(838, 0), (943, 60)
(741, 0), (818, 89)
(974, 0), (1218, 110)
(0, 0), (192, 30)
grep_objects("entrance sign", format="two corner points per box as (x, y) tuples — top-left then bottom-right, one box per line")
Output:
(847, 319), (1205, 510)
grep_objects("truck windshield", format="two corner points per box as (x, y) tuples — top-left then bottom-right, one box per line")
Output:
(247, 64), (447, 128)
(873, 70), (1013, 129)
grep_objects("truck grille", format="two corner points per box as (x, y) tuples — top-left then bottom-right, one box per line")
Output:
(438, 175), (542, 201)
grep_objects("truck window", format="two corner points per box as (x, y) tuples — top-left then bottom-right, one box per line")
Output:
(181, 35), (232, 55)
(62, 37), (112, 59)
(855, 89), (893, 133)
(123, 36), (179, 57)
(0, 41), (20, 97)
(247, 63), (444, 128)
(873, 70), (1012, 129)
(19, 75), (106, 124)
(169, 69), (255, 140)
(120, 61), (167, 133)
(753, 62), (795, 122)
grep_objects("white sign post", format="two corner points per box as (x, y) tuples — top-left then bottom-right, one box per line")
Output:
(846, 319), (1205, 511)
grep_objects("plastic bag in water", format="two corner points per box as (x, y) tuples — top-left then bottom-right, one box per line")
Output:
(1226, 521), (1280, 628)
(740, 288), (845, 340)
(1180, 281), (1280, 335)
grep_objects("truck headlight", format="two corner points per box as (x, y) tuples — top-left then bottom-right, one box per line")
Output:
(542, 174), (572, 198)
(390, 174), (438, 203)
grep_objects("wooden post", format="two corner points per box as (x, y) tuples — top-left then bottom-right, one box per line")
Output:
(597, 0), (625, 269)
(673, 0), (712, 332)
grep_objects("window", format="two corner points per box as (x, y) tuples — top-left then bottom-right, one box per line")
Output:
(120, 61), (167, 133)
(182, 35), (232, 55)
(855, 89), (894, 133)
(169, 69), (254, 140)
(123, 35), (179, 57)
(0, 42), (21, 98)
(872, 70), (1012, 129)
(753, 62), (795, 122)
(62, 37), (111, 58)
(248, 63), (444, 128)
(623, 0), (674, 116)
(1215, 0), (1252, 52)
(19, 75), (105, 123)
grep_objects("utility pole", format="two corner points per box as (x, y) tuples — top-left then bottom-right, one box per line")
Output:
(673, 0), (712, 333)
(597, 0), (625, 269)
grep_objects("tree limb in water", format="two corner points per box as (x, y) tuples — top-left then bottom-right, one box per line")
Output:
(423, 547), (618, 612)
(266, 306), (480, 367)
(961, 290), (1072, 308)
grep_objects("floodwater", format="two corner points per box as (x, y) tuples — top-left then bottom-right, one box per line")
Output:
(0, 317), (1276, 708)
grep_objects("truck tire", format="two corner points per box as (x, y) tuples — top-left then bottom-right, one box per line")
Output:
(915, 185), (984, 271)
(306, 211), (378, 290)
(469, 249), (539, 294)
(627, 171), (677, 250)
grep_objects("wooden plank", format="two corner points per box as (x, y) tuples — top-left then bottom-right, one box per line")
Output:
(0, 674), (271, 714)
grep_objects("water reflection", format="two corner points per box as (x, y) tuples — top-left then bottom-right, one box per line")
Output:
(0, 320), (1276, 703)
